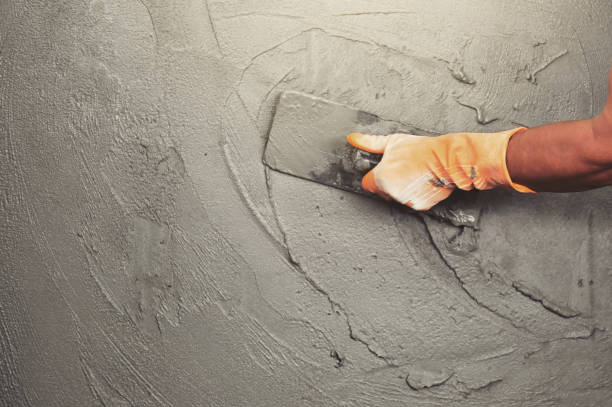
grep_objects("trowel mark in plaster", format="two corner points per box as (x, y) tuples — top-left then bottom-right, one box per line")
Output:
(525, 49), (568, 85)
(221, 91), (287, 244)
(443, 39), (477, 85)
(512, 281), (580, 318)
(570, 25), (594, 116)
(80, 355), (133, 406)
(97, 329), (172, 406)
(513, 41), (569, 84)
(103, 136), (186, 222)
(221, 141), (284, 243)
(213, 11), (307, 22)
(235, 27), (322, 96)
(405, 366), (454, 390)
(447, 61), (476, 85)
(419, 216), (593, 338)
(135, 0), (158, 45)
(255, 68), (297, 121)
(264, 170), (394, 367)
(75, 313), (171, 406)
(127, 217), (181, 334)
(77, 231), (125, 315)
(418, 220), (532, 333)
(281, 228), (395, 366)
(455, 98), (498, 125)
(331, 10), (418, 17)
(454, 378), (503, 396)
(204, 0), (222, 53)
(443, 37), (583, 128)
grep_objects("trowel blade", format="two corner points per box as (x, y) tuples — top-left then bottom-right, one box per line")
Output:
(263, 91), (437, 194)
(262, 91), (481, 228)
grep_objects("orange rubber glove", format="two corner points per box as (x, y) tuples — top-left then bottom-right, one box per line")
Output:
(347, 129), (534, 211)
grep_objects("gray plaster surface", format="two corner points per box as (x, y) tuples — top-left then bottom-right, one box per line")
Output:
(1, 1), (612, 406)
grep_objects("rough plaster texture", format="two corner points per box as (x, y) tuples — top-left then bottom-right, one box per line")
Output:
(1, 1), (612, 406)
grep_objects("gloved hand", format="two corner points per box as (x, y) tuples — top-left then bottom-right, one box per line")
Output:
(347, 128), (534, 211)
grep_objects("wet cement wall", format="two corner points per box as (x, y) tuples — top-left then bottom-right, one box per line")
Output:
(1, 1), (612, 405)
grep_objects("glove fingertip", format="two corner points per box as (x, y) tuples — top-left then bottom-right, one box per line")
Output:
(347, 132), (364, 148)
(347, 132), (388, 153)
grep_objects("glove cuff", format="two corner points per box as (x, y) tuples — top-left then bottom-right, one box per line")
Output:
(500, 128), (536, 193)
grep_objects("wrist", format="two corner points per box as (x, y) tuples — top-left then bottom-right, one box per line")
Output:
(480, 128), (535, 192)
(584, 115), (612, 168)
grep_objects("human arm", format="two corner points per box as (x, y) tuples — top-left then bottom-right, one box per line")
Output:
(348, 66), (612, 210)
(506, 69), (612, 191)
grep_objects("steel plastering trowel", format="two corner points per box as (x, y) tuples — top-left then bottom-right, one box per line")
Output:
(262, 91), (479, 227)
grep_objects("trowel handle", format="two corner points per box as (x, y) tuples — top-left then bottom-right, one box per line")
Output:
(352, 150), (382, 173)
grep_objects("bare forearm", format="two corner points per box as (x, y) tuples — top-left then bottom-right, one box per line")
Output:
(506, 66), (612, 192)
(506, 117), (612, 192)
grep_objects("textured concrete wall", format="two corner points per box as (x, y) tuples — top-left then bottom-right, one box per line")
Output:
(1, 1), (612, 406)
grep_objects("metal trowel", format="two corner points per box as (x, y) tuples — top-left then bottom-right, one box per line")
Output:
(262, 91), (480, 227)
